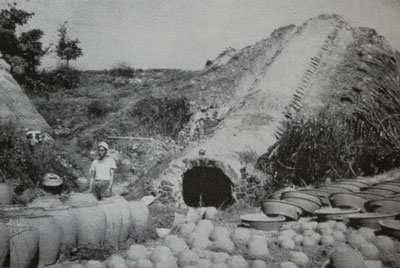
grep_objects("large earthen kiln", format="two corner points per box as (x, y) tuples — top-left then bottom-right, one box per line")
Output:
(155, 14), (398, 208)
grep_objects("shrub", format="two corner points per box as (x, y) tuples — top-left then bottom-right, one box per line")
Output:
(109, 63), (135, 78)
(0, 121), (78, 187)
(128, 97), (192, 138)
(87, 99), (112, 117)
(0, 121), (34, 186)
(40, 66), (81, 89)
(256, 109), (400, 188)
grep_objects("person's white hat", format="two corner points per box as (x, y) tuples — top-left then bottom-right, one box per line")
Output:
(98, 141), (109, 151)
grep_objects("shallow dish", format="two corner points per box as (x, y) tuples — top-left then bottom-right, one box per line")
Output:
(281, 196), (321, 214)
(347, 212), (399, 229)
(364, 199), (400, 213)
(313, 207), (360, 221)
(372, 183), (400, 193)
(329, 193), (368, 211)
(319, 186), (354, 193)
(281, 191), (322, 205)
(379, 219), (400, 239)
(240, 213), (285, 231)
(364, 187), (398, 196)
(262, 200), (302, 220)
(298, 189), (331, 206)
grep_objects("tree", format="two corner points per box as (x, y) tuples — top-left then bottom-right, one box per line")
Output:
(56, 21), (83, 67)
(0, 3), (46, 77)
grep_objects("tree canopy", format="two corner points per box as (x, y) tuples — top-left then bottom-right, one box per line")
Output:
(56, 21), (83, 66)
(0, 3), (47, 77)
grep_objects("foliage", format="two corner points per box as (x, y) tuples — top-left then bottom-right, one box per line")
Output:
(128, 97), (192, 139)
(0, 121), (35, 186)
(56, 21), (83, 66)
(109, 63), (135, 77)
(257, 108), (400, 188)
(353, 48), (400, 152)
(0, 121), (78, 187)
(40, 66), (81, 89)
(0, 3), (46, 78)
(236, 168), (272, 207)
(87, 99), (112, 117)
(21, 67), (81, 95)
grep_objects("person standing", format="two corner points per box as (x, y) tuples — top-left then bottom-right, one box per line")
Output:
(89, 142), (116, 200)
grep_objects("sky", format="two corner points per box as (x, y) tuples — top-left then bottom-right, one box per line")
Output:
(2, 0), (400, 70)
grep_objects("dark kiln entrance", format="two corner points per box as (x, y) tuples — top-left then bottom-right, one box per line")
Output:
(182, 166), (234, 208)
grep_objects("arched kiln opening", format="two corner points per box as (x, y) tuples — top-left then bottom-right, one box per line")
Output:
(182, 166), (234, 208)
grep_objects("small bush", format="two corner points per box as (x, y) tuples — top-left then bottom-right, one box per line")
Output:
(21, 76), (51, 95)
(0, 121), (79, 187)
(109, 63), (135, 78)
(128, 97), (192, 138)
(87, 100), (112, 117)
(0, 122), (34, 186)
(40, 66), (81, 89)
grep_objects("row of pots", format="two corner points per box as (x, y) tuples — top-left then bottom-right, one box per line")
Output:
(262, 172), (400, 222)
(330, 180), (400, 213)
(0, 196), (148, 268)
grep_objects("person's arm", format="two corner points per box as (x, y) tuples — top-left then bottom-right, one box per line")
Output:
(108, 168), (115, 192)
(89, 162), (95, 192)
(107, 158), (117, 192)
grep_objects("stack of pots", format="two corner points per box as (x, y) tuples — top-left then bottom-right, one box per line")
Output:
(262, 190), (323, 220)
(326, 176), (400, 229)
(280, 191), (322, 214)
(363, 179), (400, 214)
(263, 173), (400, 223)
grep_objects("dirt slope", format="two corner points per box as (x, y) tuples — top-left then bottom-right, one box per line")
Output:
(0, 55), (51, 132)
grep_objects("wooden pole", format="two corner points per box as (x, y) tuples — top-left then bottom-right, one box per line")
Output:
(107, 136), (155, 141)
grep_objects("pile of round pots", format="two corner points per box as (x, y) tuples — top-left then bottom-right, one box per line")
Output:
(0, 194), (149, 268)
(262, 171), (400, 233)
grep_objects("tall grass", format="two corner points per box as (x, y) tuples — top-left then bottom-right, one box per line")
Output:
(257, 111), (361, 187)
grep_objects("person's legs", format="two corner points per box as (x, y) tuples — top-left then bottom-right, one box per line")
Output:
(94, 180), (111, 200)
(92, 181), (101, 200)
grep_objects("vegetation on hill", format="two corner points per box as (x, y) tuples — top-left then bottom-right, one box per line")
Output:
(0, 121), (79, 189)
(257, 28), (400, 187)
(0, 3), (48, 80)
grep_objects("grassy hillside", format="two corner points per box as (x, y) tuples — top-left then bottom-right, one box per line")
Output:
(29, 25), (295, 180)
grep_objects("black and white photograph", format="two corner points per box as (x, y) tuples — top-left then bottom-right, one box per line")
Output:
(0, 0), (400, 267)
